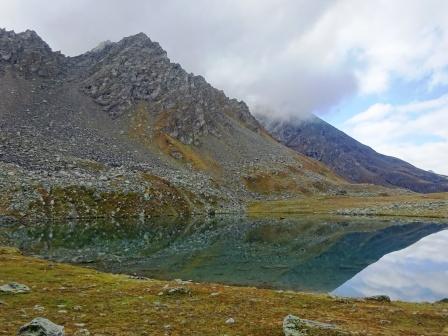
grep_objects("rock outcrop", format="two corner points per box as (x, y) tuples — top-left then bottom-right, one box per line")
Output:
(17, 317), (64, 336)
(73, 33), (260, 144)
(283, 314), (340, 336)
(0, 29), (65, 78)
(0, 282), (30, 294)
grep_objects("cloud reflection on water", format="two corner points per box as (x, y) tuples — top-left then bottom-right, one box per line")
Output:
(333, 230), (448, 302)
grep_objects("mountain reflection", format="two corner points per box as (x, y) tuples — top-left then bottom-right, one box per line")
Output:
(333, 229), (448, 302)
(0, 216), (446, 300)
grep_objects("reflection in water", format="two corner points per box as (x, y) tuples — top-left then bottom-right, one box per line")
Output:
(0, 215), (446, 301)
(333, 229), (448, 302)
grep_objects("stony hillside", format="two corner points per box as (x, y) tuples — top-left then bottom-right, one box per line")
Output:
(262, 115), (448, 193)
(0, 29), (360, 220)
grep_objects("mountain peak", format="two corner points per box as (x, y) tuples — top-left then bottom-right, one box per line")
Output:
(124, 32), (150, 42)
(0, 27), (65, 77)
(74, 32), (260, 142)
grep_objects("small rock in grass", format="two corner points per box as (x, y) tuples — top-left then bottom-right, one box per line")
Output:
(225, 318), (235, 324)
(0, 282), (30, 294)
(74, 329), (90, 336)
(174, 279), (192, 285)
(17, 317), (64, 336)
(210, 292), (220, 297)
(365, 295), (391, 303)
(33, 305), (45, 312)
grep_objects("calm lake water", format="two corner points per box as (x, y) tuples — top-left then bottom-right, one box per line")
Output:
(0, 215), (447, 302)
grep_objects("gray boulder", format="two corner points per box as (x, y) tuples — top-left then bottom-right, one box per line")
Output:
(283, 314), (338, 336)
(17, 317), (64, 336)
(0, 282), (30, 294)
(365, 295), (391, 303)
(162, 286), (191, 295)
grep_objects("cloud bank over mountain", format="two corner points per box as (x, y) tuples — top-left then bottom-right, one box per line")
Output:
(1, 0), (447, 119)
(1, 0), (447, 173)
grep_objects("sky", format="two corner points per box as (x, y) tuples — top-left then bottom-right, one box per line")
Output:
(0, 0), (447, 174)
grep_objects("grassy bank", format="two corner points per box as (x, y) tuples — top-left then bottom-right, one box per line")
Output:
(0, 247), (447, 335)
(248, 193), (448, 219)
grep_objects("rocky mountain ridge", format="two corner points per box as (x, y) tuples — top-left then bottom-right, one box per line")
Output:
(261, 114), (448, 193)
(0, 29), (360, 220)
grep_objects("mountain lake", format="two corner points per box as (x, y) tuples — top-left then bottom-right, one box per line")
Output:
(1, 215), (447, 302)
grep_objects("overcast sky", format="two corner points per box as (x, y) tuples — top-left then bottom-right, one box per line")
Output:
(1, 0), (447, 174)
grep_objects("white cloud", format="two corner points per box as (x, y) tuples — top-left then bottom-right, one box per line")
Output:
(343, 94), (448, 175)
(1, 0), (448, 119)
(1, 1), (448, 171)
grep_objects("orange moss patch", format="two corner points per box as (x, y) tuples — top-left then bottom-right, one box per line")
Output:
(128, 103), (222, 176)
(243, 170), (308, 194)
(243, 164), (339, 195)
(153, 132), (221, 175)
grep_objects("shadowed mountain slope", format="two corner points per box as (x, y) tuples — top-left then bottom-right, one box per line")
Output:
(261, 115), (448, 193)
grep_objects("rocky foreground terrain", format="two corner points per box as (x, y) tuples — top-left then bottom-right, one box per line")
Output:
(0, 28), (362, 220)
(261, 115), (448, 193)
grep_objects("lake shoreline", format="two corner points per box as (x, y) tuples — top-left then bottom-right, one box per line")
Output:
(1, 246), (447, 335)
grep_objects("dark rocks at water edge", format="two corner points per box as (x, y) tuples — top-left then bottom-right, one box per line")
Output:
(0, 282), (30, 294)
(17, 317), (64, 336)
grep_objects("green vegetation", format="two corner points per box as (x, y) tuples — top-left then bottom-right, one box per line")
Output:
(249, 193), (448, 219)
(16, 174), (202, 220)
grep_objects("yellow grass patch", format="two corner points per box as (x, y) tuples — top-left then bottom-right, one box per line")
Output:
(249, 193), (448, 219)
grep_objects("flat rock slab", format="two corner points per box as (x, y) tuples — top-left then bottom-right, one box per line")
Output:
(0, 282), (30, 294)
(18, 317), (64, 336)
(283, 314), (344, 336)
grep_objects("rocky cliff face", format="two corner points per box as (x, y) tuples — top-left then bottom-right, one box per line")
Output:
(0, 29), (353, 220)
(262, 115), (448, 193)
(0, 29), (65, 78)
(72, 33), (260, 145)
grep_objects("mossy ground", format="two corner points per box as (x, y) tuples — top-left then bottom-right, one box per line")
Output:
(1, 247), (447, 335)
(248, 193), (448, 218)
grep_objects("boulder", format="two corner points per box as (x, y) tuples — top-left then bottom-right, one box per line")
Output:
(162, 286), (191, 295)
(283, 314), (338, 336)
(0, 282), (30, 294)
(365, 295), (391, 303)
(17, 317), (64, 336)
